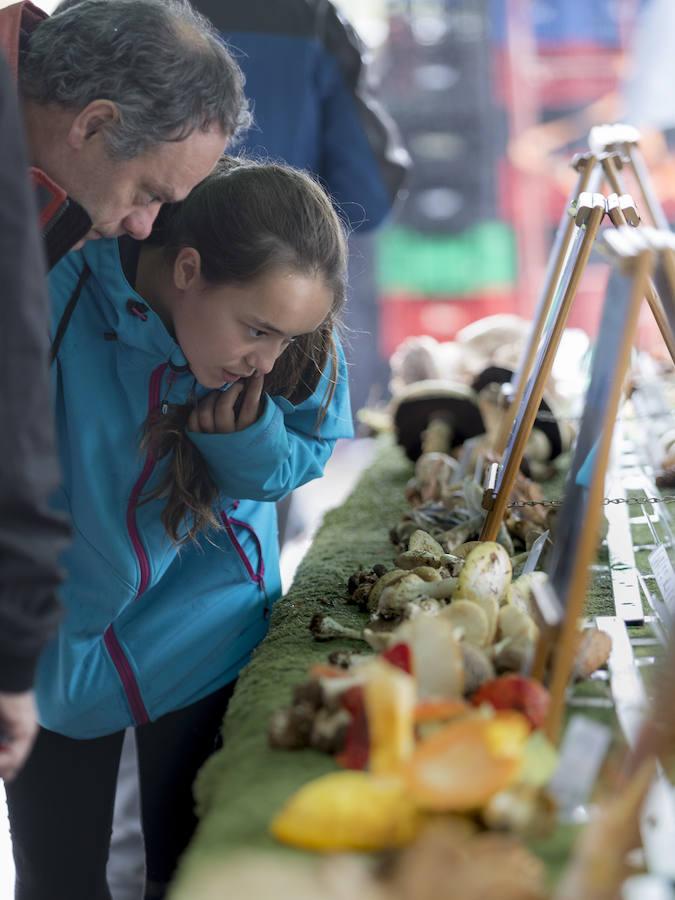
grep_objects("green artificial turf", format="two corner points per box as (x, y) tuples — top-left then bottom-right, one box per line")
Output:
(169, 443), (413, 897)
(167, 442), (655, 898)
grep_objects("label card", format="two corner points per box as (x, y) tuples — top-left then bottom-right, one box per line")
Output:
(548, 714), (612, 819)
(522, 530), (550, 575)
(649, 545), (675, 612)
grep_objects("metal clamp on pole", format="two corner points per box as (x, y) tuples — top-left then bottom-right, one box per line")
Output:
(481, 462), (499, 511)
(606, 193), (641, 228)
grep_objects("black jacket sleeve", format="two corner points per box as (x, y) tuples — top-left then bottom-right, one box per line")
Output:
(0, 53), (69, 693)
(319, 0), (410, 221)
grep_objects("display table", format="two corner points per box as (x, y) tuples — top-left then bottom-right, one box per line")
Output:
(168, 441), (625, 898)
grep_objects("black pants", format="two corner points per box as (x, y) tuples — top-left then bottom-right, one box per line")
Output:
(5, 681), (235, 900)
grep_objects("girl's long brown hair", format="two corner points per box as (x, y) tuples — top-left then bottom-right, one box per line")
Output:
(140, 157), (348, 543)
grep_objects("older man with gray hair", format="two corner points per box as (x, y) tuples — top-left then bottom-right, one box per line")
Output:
(2, 0), (250, 267)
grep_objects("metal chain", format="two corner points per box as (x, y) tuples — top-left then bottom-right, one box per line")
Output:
(506, 494), (675, 509)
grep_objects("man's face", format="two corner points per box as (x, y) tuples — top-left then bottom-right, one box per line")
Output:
(65, 126), (227, 243)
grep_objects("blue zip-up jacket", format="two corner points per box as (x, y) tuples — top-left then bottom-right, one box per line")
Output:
(39, 238), (353, 738)
(194, 0), (409, 231)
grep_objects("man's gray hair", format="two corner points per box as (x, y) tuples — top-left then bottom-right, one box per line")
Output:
(20, 0), (251, 159)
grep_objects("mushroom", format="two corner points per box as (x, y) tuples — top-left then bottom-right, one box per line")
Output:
(392, 379), (485, 461)
(346, 564), (389, 611)
(381, 542), (513, 631)
(505, 571), (548, 611)
(440, 516), (485, 552)
(363, 659), (417, 775)
(456, 314), (530, 362)
(376, 573), (457, 619)
(309, 612), (366, 643)
(367, 568), (410, 613)
(413, 452), (460, 503)
(396, 529), (463, 571)
(452, 541), (483, 559)
(403, 597), (445, 620)
(497, 605), (539, 644)
(411, 566), (443, 583)
(409, 529), (446, 555)
(482, 784), (557, 838)
(456, 541), (511, 603)
(440, 600), (490, 647)
(471, 365), (568, 470)
(268, 703), (316, 750)
(452, 541), (512, 640)
(492, 593), (540, 674)
(309, 707), (352, 754)
(394, 614), (465, 699)
(572, 627), (612, 680)
(461, 643), (496, 694)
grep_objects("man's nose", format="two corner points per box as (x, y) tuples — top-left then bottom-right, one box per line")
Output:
(122, 205), (160, 241)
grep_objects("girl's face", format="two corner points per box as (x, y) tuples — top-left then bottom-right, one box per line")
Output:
(171, 250), (333, 389)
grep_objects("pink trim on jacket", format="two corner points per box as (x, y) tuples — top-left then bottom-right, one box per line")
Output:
(106, 363), (166, 725)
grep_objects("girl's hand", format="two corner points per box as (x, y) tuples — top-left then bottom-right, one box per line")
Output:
(188, 374), (264, 434)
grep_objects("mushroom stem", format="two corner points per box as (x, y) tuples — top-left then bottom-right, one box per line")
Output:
(422, 416), (454, 454)
(309, 613), (366, 642)
(377, 575), (458, 618)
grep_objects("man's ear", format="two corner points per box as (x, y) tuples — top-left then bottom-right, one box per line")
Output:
(174, 248), (202, 292)
(67, 100), (119, 149)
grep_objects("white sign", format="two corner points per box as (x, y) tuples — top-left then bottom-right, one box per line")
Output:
(649, 545), (675, 612)
(548, 714), (612, 819)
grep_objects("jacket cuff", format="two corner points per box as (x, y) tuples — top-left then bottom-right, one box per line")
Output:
(187, 395), (289, 470)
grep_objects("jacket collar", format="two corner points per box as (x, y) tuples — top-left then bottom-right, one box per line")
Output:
(1, 2), (92, 267)
(82, 238), (190, 371)
(0, 0), (43, 78)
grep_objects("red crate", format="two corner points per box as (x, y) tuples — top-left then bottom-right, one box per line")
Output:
(379, 291), (517, 358)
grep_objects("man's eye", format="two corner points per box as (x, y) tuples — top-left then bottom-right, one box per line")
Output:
(248, 326), (267, 338)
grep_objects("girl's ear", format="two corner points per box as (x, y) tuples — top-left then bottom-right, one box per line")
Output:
(173, 248), (202, 292)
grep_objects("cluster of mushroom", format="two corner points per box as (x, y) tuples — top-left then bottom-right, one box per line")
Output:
(269, 624), (561, 858)
(382, 316), (583, 480)
(311, 537), (543, 690)
(402, 449), (550, 556)
(388, 316), (535, 399)
(270, 534), (610, 761)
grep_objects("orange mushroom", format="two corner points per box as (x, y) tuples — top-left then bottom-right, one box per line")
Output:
(404, 711), (530, 812)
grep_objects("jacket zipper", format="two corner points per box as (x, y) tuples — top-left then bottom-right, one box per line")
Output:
(103, 625), (149, 726)
(221, 508), (266, 589)
(105, 362), (167, 726)
(126, 363), (167, 597)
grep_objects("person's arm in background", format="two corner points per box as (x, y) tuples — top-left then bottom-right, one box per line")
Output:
(192, 0), (410, 231)
(0, 53), (69, 781)
(316, 0), (409, 230)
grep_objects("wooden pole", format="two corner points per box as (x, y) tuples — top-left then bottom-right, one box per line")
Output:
(481, 196), (607, 543)
(626, 144), (670, 230)
(493, 156), (599, 455)
(544, 247), (654, 743)
(602, 157), (675, 365)
(655, 246), (675, 341)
